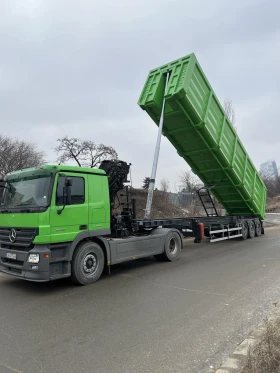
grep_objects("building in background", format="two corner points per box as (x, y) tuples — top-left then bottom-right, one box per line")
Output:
(260, 160), (278, 180)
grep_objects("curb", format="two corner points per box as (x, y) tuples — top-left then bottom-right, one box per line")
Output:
(214, 302), (280, 373)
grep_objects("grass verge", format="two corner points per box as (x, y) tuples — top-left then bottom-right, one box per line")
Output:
(242, 316), (280, 373)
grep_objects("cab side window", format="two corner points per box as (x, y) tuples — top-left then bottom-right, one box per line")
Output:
(56, 176), (85, 205)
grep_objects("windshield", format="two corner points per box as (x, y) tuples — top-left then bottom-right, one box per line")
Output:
(1, 176), (51, 209)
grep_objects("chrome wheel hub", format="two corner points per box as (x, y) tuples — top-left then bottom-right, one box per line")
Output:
(83, 253), (97, 276)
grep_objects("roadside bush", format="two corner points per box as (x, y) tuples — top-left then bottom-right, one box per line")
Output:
(242, 318), (280, 373)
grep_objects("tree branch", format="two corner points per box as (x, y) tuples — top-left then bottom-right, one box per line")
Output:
(55, 137), (118, 168)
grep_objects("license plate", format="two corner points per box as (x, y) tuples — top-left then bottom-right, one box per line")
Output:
(6, 252), (17, 260)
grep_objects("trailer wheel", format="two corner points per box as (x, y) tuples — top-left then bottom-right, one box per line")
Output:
(248, 220), (256, 238)
(255, 220), (262, 237)
(241, 221), (248, 240)
(71, 241), (105, 285)
(161, 232), (181, 261)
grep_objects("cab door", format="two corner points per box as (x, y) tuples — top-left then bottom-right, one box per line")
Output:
(49, 173), (88, 243)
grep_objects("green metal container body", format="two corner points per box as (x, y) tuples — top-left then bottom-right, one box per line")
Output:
(138, 53), (266, 219)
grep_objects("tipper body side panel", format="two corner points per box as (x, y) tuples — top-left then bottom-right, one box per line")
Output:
(138, 53), (266, 219)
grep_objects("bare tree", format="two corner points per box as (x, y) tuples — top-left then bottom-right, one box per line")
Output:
(0, 134), (45, 175)
(159, 178), (170, 203)
(159, 178), (170, 193)
(173, 181), (178, 193)
(179, 170), (202, 215)
(224, 99), (237, 131)
(179, 170), (201, 192)
(55, 136), (118, 168)
(261, 175), (280, 198)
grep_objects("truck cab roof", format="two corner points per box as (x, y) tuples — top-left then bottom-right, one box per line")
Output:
(5, 164), (106, 180)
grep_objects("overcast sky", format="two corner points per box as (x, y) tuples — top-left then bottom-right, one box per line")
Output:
(0, 0), (279, 190)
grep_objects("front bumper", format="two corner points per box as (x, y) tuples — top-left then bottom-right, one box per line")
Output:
(0, 245), (69, 282)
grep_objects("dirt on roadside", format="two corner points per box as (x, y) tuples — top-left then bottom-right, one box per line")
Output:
(266, 196), (280, 213)
(113, 188), (188, 220)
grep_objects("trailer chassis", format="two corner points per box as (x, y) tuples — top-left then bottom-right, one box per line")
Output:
(137, 215), (264, 243)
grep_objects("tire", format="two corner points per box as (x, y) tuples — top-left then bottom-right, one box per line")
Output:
(161, 231), (181, 261)
(255, 220), (262, 237)
(241, 221), (248, 240)
(248, 220), (256, 239)
(71, 241), (105, 285)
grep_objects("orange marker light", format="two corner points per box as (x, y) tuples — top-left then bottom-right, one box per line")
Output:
(44, 254), (50, 259)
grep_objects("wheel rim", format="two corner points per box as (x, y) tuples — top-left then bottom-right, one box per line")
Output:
(243, 223), (248, 236)
(82, 252), (98, 277)
(169, 238), (178, 255)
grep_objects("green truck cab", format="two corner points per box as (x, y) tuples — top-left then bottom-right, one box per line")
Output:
(0, 162), (183, 284)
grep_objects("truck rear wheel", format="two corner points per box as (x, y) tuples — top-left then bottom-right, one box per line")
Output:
(161, 231), (181, 261)
(255, 220), (262, 236)
(248, 220), (256, 238)
(71, 241), (105, 285)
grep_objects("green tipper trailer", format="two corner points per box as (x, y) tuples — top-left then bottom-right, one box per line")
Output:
(0, 53), (266, 285)
(138, 53), (266, 220)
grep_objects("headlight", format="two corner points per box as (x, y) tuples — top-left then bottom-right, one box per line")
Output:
(27, 254), (40, 263)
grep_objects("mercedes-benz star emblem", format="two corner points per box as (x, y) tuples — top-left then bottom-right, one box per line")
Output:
(9, 229), (17, 243)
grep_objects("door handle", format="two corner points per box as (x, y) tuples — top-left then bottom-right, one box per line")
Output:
(79, 225), (88, 230)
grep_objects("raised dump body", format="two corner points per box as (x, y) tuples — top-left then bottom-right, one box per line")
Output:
(138, 53), (266, 219)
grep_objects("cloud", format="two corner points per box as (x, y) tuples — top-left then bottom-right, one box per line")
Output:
(0, 0), (280, 190)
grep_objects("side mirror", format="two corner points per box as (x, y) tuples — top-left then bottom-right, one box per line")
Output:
(65, 178), (73, 187)
(62, 178), (71, 205)
(57, 178), (72, 214)
(64, 186), (72, 205)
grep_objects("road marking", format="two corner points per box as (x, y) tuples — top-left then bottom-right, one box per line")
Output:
(0, 361), (24, 373)
(122, 274), (227, 297)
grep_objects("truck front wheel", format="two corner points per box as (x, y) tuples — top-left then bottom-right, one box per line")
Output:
(161, 231), (182, 261)
(71, 241), (105, 285)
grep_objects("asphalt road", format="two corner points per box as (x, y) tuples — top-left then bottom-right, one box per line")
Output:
(1, 225), (280, 373)
(265, 213), (280, 225)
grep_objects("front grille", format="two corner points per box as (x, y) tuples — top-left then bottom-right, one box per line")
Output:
(1, 258), (24, 267)
(0, 227), (38, 249)
(6, 267), (22, 275)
